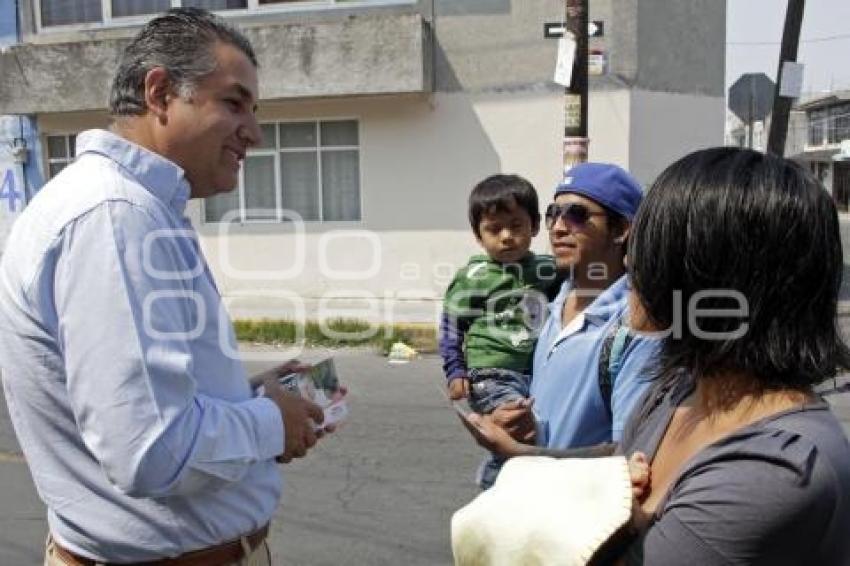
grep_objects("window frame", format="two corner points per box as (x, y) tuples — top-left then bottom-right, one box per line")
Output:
(204, 118), (363, 225)
(32, 0), (409, 32)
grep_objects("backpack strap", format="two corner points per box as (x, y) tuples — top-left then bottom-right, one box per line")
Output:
(598, 317), (633, 420)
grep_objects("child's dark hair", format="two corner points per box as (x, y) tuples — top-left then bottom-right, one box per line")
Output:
(468, 174), (540, 237)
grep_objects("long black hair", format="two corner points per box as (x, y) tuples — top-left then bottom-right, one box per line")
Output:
(628, 147), (850, 388)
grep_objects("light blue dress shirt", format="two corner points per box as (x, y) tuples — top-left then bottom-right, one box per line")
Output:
(0, 129), (284, 562)
(530, 276), (658, 450)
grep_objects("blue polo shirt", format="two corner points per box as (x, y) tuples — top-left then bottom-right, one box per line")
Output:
(530, 276), (658, 450)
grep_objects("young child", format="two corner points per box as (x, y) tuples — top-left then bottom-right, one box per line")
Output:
(440, 174), (562, 489)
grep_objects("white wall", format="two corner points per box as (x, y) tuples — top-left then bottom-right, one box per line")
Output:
(196, 90), (564, 323)
(628, 90), (726, 186)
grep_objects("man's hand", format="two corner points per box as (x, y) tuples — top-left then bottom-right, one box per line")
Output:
(448, 376), (470, 400)
(490, 398), (536, 443)
(457, 412), (534, 457)
(249, 360), (311, 389)
(262, 377), (325, 463)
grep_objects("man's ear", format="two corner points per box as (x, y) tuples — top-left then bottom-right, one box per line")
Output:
(143, 67), (173, 122)
(612, 221), (631, 245)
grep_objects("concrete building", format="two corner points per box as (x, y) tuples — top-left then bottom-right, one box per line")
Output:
(0, 0), (725, 324)
(791, 90), (850, 211)
(725, 110), (807, 158)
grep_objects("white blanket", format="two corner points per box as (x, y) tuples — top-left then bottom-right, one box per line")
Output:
(451, 456), (632, 566)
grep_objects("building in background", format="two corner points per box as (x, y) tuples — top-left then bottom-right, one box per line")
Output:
(0, 0), (725, 323)
(790, 90), (850, 211)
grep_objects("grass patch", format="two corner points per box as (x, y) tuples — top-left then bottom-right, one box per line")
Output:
(233, 318), (438, 354)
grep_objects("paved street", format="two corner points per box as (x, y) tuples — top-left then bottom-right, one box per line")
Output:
(2, 343), (850, 565)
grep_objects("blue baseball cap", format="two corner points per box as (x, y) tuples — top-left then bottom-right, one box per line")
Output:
(554, 163), (643, 220)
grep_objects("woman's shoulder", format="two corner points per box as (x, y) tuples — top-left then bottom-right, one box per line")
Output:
(651, 405), (850, 564)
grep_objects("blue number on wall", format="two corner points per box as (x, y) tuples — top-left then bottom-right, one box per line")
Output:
(0, 169), (22, 213)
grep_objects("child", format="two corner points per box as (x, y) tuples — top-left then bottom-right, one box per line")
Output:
(440, 174), (562, 489)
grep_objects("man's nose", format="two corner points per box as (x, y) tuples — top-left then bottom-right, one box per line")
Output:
(239, 116), (263, 148)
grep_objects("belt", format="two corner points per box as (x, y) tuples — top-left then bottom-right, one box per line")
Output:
(52, 524), (269, 566)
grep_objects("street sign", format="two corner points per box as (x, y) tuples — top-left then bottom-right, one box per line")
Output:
(565, 94), (581, 129)
(544, 20), (605, 39)
(729, 73), (775, 123)
(779, 62), (805, 98)
(588, 50), (607, 76)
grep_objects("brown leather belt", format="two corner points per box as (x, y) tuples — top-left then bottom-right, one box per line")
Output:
(52, 524), (269, 566)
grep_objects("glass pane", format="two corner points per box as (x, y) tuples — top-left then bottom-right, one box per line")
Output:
(243, 155), (277, 221)
(69, 135), (77, 157)
(205, 189), (240, 223)
(183, 0), (248, 9)
(47, 136), (67, 158)
(321, 120), (358, 147)
(41, 0), (102, 26)
(111, 0), (170, 18)
(322, 150), (361, 221)
(279, 123), (317, 148)
(49, 163), (66, 179)
(257, 124), (276, 150)
(281, 152), (319, 221)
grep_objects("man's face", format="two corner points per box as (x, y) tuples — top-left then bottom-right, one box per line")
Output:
(162, 41), (261, 198)
(476, 202), (538, 264)
(547, 192), (622, 274)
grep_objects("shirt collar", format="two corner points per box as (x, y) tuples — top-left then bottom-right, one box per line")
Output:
(548, 274), (630, 327)
(75, 129), (191, 215)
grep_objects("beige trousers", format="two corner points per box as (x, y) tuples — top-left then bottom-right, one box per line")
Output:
(44, 534), (273, 566)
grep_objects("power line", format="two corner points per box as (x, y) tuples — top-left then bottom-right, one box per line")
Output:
(728, 32), (850, 46)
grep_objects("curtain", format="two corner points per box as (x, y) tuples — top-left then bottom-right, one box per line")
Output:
(243, 155), (277, 221)
(281, 152), (319, 222)
(321, 150), (360, 221)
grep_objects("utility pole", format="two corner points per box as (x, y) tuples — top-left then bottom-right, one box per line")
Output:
(767, 0), (805, 156)
(563, 0), (589, 169)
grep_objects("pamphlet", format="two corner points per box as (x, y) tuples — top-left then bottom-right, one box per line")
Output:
(265, 358), (348, 429)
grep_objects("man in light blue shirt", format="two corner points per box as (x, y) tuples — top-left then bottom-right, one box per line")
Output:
(492, 163), (658, 454)
(0, 9), (326, 565)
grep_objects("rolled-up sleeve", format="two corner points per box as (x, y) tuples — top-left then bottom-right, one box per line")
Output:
(54, 201), (283, 498)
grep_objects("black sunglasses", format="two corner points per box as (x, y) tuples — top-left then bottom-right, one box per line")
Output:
(544, 202), (607, 229)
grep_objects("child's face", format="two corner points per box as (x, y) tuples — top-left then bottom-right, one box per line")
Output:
(476, 204), (538, 263)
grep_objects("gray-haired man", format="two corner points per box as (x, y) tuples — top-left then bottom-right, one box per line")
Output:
(0, 8), (323, 565)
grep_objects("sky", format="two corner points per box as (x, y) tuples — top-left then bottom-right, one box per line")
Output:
(726, 0), (850, 95)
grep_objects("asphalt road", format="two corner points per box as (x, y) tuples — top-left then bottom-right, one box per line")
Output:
(3, 341), (850, 565)
(0, 348), (482, 566)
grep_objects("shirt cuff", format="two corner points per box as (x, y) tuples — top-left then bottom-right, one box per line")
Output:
(245, 397), (284, 461)
(447, 371), (468, 383)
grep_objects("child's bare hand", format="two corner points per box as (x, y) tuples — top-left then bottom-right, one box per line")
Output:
(448, 376), (470, 400)
(628, 451), (650, 501)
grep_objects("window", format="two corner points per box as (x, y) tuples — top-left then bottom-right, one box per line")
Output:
(37, 0), (367, 28)
(828, 103), (850, 145)
(808, 109), (827, 147)
(205, 120), (361, 223)
(45, 134), (77, 179)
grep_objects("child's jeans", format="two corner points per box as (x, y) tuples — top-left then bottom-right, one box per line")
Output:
(467, 367), (531, 489)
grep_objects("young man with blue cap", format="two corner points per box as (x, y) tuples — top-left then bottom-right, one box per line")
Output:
(489, 162), (659, 457)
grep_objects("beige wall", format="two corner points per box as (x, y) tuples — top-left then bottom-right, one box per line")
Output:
(194, 90), (563, 323)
